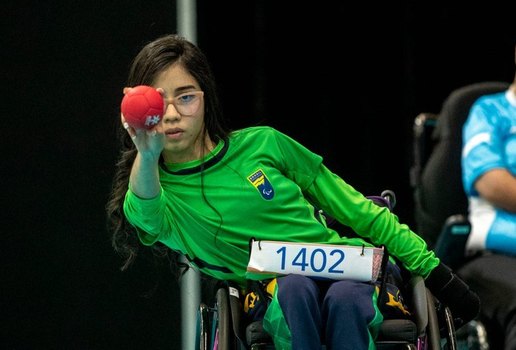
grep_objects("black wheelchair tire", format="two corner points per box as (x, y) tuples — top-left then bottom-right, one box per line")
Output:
(215, 287), (233, 350)
(196, 303), (210, 350)
(441, 305), (458, 350)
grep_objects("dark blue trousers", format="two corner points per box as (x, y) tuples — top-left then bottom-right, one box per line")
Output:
(276, 274), (378, 350)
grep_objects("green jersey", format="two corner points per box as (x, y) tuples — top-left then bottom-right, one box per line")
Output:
(124, 126), (439, 286)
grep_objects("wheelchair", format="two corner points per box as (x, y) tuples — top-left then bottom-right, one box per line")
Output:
(410, 81), (510, 349)
(196, 191), (459, 350)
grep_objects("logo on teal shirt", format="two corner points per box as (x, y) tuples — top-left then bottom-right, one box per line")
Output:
(248, 169), (274, 200)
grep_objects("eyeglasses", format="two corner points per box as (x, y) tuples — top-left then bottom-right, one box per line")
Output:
(167, 91), (204, 116)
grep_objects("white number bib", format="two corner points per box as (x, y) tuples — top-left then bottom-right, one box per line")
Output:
(247, 240), (384, 282)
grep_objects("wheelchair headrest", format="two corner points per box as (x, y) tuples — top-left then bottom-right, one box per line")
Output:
(436, 81), (510, 140)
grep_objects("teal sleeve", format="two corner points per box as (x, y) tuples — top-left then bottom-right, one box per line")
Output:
(305, 164), (440, 277)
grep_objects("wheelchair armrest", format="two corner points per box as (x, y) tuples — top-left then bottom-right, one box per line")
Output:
(425, 288), (442, 350)
(434, 214), (471, 270)
(409, 275), (428, 336)
(377, 275), (428, 345)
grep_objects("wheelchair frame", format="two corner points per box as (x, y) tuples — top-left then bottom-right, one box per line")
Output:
(196, 275), (458, 350)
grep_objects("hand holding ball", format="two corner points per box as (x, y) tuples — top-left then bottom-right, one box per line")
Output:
(120, 85), (164, 130)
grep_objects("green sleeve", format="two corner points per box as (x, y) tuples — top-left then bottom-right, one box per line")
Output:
(269, 127), (323, 190)
(305, 164), (440, 277)
(123, 187), (168, 246)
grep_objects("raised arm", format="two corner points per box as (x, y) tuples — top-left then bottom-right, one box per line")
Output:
(121, 90), (165, 199)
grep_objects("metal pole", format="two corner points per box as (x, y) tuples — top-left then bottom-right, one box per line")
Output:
(176, 2), (200, 350)
(177, 0), (197, 44)
(179, 255), (200, 350)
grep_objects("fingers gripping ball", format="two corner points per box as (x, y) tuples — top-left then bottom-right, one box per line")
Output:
(120, 85), (164, 130)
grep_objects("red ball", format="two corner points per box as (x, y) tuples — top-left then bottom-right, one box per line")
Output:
(120, 85), (164, 130)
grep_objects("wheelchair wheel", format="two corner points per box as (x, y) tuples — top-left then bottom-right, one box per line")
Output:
(441, 305), (458, 350)
(214, 287), (234, 350)
(196, 303), (210, 350)
(455, 320), (490, 350)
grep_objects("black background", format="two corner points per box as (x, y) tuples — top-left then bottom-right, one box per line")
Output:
(3, 1), (515, 349)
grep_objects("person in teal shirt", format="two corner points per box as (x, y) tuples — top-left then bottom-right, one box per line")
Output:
(460, 44), (516, 350)
(106, 34), (479, 350)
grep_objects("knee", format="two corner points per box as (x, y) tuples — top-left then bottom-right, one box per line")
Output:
(325, 281), (372, 309)
(321, 281), (377, 326)
(277, 274), (318, 303)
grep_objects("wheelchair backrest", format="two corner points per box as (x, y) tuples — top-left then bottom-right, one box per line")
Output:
(412, 81), (510, 248)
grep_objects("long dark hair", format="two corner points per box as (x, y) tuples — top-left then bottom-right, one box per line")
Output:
(106, 34), (229, 271)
